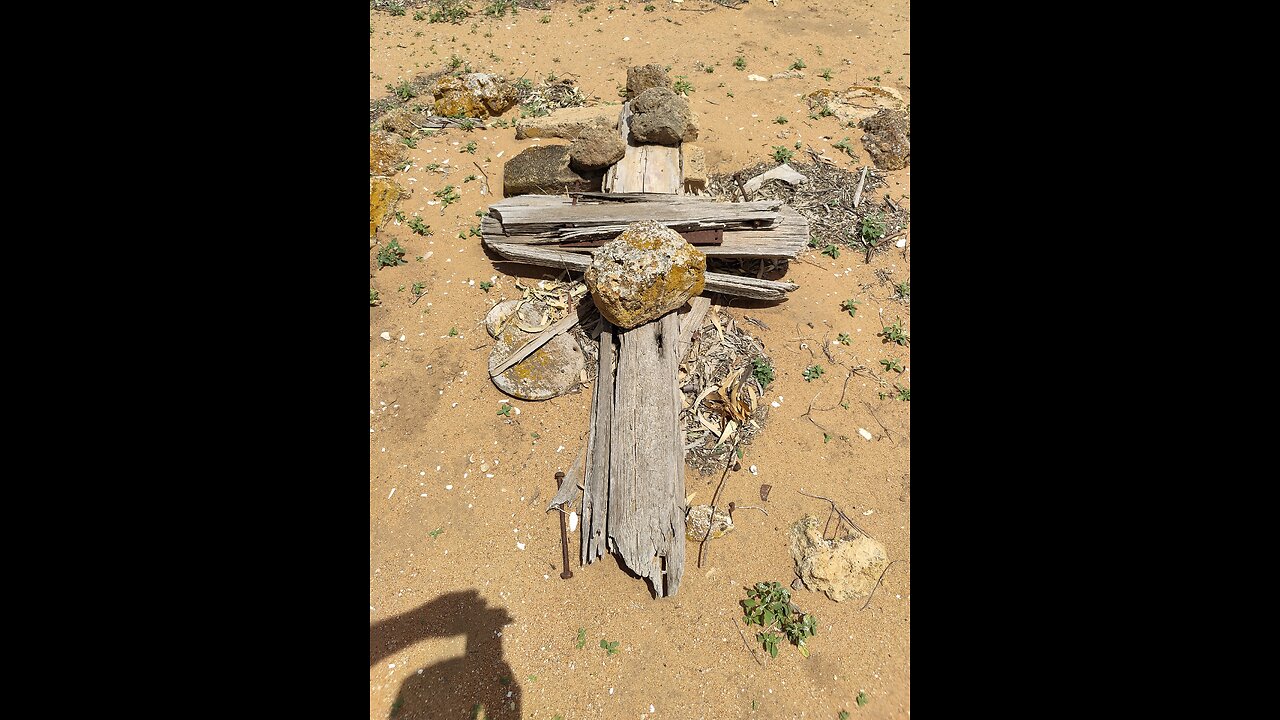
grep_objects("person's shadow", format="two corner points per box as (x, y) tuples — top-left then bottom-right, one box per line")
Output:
(370, 590), (520, 719)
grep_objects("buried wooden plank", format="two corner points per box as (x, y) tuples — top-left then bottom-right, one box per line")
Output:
(607, 311), (685, 597)
(582, 323), (615, 565)
(490, 202), (783, 236)
(483, 241), (799, 300)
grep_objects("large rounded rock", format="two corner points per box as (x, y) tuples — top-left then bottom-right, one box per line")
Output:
(503, 145), (602, 196)
(788, 515), (889, 602)
(486, 300), (587, 400)
(431, 73), (518, 119)
(584, 221), (706, 329)
(859, 108), (910, 170)
(629, 87), (698, 146)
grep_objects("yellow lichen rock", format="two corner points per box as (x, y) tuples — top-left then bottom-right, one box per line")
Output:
(430, 73), (518, 119)
(369, 178), (402, 246)
(584, 221), (706, 329)
(370, 131), (409, 176)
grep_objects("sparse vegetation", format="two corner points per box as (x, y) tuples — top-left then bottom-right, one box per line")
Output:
(880, 358), (902, 373)
(497, 404), (512, 416)
(752, 357), (775, 389)
(880, 322), (909, 346)
(820, 68), (833, 81)
(429, 0), (471, 24)
(734, 56), (746, 70)
(376, 240), (408, 268)
(673, 76), (694, 95)
(448, 326), (459, 337)
(790, 57), (807, 71)
(479, 280), (493, 292)
(840, 298), (861, 317)
(837, 333), (852, 345)
(860, 213), (886, 243)
(387, 80), (417, 101)
(401, 135), (417, 148)
(895, 384), (910, 401)
(895, 281), (910, 299)
(833, 137), (855, 157)
(463, 141), (477, 154)
(741, 581), (818, 659)
(370, 288), (381, 306)
(774, 115), (788, 124)
(411, 281), (427, 297)
(408, 216), (432, 236)
(645, 3), (656, 10)
(821, 243), (841, 259)
(484, 0), (517, 18)
(772, 146), (794, 163)
(600, 638), (620, 656)
(576, 628), (587, 649)
(857, 692), (869, 707)
(435, 185), (462, 208)
(803, 365), (825, 382)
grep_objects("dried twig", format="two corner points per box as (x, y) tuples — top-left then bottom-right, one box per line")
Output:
(860, 559), (902, 611)
(472, 161), (491, 195)
(852, 167), (869, 208)
(733, 619), (766, 666)
(796, 489), (873, 539)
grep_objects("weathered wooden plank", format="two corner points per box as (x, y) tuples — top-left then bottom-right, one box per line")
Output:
(582, 323), (614, 564)
(640, 144), (682, 194)
(483, 241), (799, 299)
(489, 196), (783, 235)
(607, 312), (684, 596)
(677, 296), (712, 358)
(485, 204), (809, 258)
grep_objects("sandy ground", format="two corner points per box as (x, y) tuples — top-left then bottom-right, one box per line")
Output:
(370, 2), (910, 718)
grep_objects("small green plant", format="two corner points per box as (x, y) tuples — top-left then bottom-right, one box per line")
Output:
(644, 3), (655, 10)
(479, 280), (493, 292)
(839, 712), (850, 720)
(387, 80), (417, 101)
(401, 135), (417, 148)
(413, 10), (426, 20)
(795, 140), (803, 150)
(790, 57), (807, 71)
(772, 146), (794, 163)
(370, 288), (381, 306)
(895, 384), (910, 401)
(896, 281), (910, 299)
(880, 322), (909, 346)
(429, 527), (444, 538)
(575, 628), (586, 649)
(407, 216), (431, 236)
(880, 358), (902, 373)
(464, 174), (478, 182)
(376, 239), (408, 268)
(774, 115), (788, 124)
(448, 326), (459, 337)
(856, 692), (869, 707)
(803, 365), (825, 382)
(860, 213), (886, 243)
(458, 118), (476, 131)
(398, 285), (406, 292)
(734, 56), (746, 70)
(484, 0), (517, 18)
(448, 53), (463, 69)
(411, 281), (427, 297)
(832, 137), (855, 157)
(540, 14), (551, 23)
(741, 581), (818, 658)
(820, 68), (833, 81)
(497, 404), (512, 416)
(387, 2), (406, 16)
(752, 357), (775, 389)
(840, 298), (861, 317)
(808, 235), (822, 249)
(394, 210), (406, 223)
(600, 638), (620, 656)
(821, 243), (841, 259)
(425, 163), (441, 171)
(469, 225), (482, 238)
(837, 333), (851, 345)
(726, 91), (734, 98)
(435, 185), (462, 208)
(673, 76), (694, 95)
(463, 141), (477, 154)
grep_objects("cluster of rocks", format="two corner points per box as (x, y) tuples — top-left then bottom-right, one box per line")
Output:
(503, 64), (704, 196)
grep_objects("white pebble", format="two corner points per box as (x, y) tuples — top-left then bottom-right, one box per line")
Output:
(387, 488), (396, 499)
(858, 428), (873, 441)
(749, 465), (758, 475)
(389, 663), (396, 669)
(568, 511), (579, 533)
(895, 237), (907, 248)
(771, 401), (780, 408)
(516, 542), (526, 551)
(420, 471), (426, 476)
(863, 509), (875, 515)
(609, 688), (615, 695)
(650, 706), (655, 713)
(379, 332), (392, 341)
(556, 445), (565, 453)
(445, 484), (453, 490)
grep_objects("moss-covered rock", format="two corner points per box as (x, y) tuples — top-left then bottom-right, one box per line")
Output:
(430, 73), (518, 119)
(370, 130), (409, 176)
(369, 178), (402, 246)
(584, 221), (706, 329)
(859, 108), (910, 170)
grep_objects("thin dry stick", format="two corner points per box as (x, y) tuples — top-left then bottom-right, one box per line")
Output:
(796, 489), (873, 539)
(698, 438), (740, 568)
(733, 619), (766, 666)
(852, 167), (869, 208)
(472, 161), (491, 195)
(860, 559), (901, 611)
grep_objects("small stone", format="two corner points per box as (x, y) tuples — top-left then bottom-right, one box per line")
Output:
(748, 74), (769, 82)
(805, 85), (906, 126)
(895, 237), (907, 248)
(858, 428), (873, 441)
(627, 63), (671, 98)
(502, 145), (603, 196)
(760, 484), (772, 501)
(568, 511), (579, 533)
(584, 221), (706, 329)
(516, 542), (526, 551)
(685, 504), (733, 541)
(379, 332), (392, 341)
(749, 464), (759, 475)
(860, 108), (910, 170)
(399, 335), (406, 342)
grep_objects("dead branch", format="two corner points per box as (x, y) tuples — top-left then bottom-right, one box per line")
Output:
(860, 559), (902, 611)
